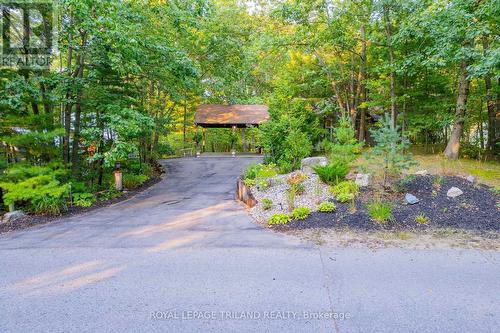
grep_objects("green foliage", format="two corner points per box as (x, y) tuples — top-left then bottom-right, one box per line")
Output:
(291, 207), (311, 220)
(261, 198), (273, 210)
(243, 178), (257, 187)
(98, 190), (122, 202)
(257, 179), (271, 190)
(365, 115), (417, 186)
(244, 163), (278, 180)
(415, 214), (429, 225)
(268, 213), (292, 225)
(330, 181), (359, 197)
(366, 200), (393, 223)
(323, 118), (362, 164)
(318, 201), (336, 213)
(0, 165), (69, 213)
(336, 192), (355, 203)
(314, 161), (350, 185)
(72, 193), (96, 208)
(33, 196), (67, 216)
(291, 183), (305, 195)
(260, 115), (314, 172)
(287, 171), (307, 185)
(123, 174), (149, 189)
(491, 187), (500, 196)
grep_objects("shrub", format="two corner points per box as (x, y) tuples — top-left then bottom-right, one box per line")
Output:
(366, 200), (393, 223)
(261, 198), (273, 210)
(330, 181), (359, 197)
(490, 186), (500, 196)
(336, 192), (355, 203)
(268, 213), (292, 225)
(318, 201), (336, 213)
(73, 192), (96, 207)
(291, 206), (311, 220)
(243, 178), (256, 187)
(123, 174), (148, 189)
(99, 189), (122, 201)
(244, 163), (278, 180)
(415, 214), (429, 225)
(257, 179), (271, 190)
(33, 196), (67, 215)
(287, 171), (307, 186)
(330, 181), (358, 203)
(365, 115), (417, 186)
(0, 170), (69, 214)
(260, 114), (315, 171)
(323, 118), (362, 164)
(291, 183), (305, 195)
(313, 161), (350, 185)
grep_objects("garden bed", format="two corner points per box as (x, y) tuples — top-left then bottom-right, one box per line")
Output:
(267, 175), (499, 234)
(0, 169), (164, 234)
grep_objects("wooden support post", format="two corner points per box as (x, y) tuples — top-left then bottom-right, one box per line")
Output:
(114, 163), (123, 191)
(202, 127), (206, 153)
(241, 127), (247, 152)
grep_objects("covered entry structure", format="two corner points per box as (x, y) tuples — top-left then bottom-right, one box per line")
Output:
(195, 104), (269, 153)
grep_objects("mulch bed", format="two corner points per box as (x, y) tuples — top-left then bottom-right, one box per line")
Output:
(271, 176), (500, 234)
(0, 166), (164, 234)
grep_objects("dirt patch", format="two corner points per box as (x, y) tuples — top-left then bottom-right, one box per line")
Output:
(0, 168), (164, 234)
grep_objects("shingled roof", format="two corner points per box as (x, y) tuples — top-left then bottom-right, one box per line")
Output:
(195, 104), (270, 128)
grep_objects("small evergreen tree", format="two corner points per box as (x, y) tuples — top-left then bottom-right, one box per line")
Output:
(366, 115), (417, 187)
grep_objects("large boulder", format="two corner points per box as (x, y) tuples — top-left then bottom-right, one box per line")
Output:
(301, 156), (328, 173)
(1, 210), (26, 224)
(355, 173), (370, 187)
(447, 187), (463, 198)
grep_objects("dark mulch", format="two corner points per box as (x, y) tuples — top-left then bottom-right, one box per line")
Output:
(0, 167), (164, 234)
(272, 176), (500, 233)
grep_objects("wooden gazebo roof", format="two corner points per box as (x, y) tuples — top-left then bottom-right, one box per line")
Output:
(195, 104), (269, 128)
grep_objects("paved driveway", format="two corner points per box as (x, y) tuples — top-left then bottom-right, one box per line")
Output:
(0, 157), (499, 332)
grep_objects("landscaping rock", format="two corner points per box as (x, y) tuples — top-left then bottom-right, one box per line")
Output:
(301, 156), (327, 173)
(355, 173), (370, 187)
(405, 193), (420, 205)
(466, 175), (476, 184)
(447, 187), (463, 198)
(1, 211), (26, 224)
(415, 170), (428, 176)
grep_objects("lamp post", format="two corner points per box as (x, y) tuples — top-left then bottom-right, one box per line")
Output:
(114, 162), (123, 191)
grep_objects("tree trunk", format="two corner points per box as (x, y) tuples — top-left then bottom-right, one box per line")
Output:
(358, 23), (367, 142)
(63, 41), (73, 166)
(71, 48), (85, 176)
(384, 5), (396, 129)
(444, 60), (470, 159)
(483, 37), (495, 151)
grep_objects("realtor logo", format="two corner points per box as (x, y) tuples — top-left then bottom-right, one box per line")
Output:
(1, 0), (57, 69)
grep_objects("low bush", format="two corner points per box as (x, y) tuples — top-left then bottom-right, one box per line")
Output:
(243, 178), (256, 187)
(287, 171), (307, 186)
(366, 200), (393, 223)
(73, 192), (96, 207)
(291, 183), (305, 195)
(257, 179), (271, 190)
(123, 174), (149, 189)
(268, 213), (292, 225)
(318, 201), (336, 213)
(244, 163), (278, 180)
(313, 161), (350, 185)
(0, 168), (69, 214)
(291, 206), (311, 220)
(99, 189), (122, 201)
(330, 181), (358, 203)
(33, 196), (67, 215)
(415, 214), (429, 225)
(261, 198), (273, 210)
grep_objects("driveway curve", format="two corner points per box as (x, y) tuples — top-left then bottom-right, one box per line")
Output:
(1, 157), (499, 333)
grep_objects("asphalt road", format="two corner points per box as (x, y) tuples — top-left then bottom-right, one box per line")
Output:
(0, 157), (499, 332)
